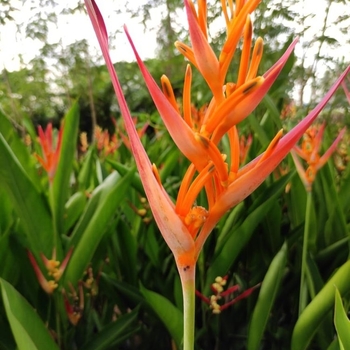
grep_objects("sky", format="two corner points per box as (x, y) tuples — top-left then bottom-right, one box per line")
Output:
(0, 0), (349, 102)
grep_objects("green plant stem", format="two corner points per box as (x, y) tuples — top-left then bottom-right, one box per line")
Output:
(180, 265), (196, 350)
(299, 190), (313, 315)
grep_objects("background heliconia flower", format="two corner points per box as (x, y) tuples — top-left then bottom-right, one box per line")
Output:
(35, 123), (63, 181)
(292, 124), (346, 192)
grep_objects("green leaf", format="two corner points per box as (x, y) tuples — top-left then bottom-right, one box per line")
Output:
(63, 191), (87, 233)
(292, 260), (350, 350)
(78, 146), (97, 191)
(334, 288), (350, 350)
(81, 307), (140, 350)
(106, 159), (144, 193)
(140, 283), (183, 348)
(247, 242), (287, 350)
(63, 169), (134, 286)
(50, 101), (79, 238)
(262, 94), (283, 129)
(0, 109), (41, 190)
(0, 134), (53, 256)
(0, 278), (59, 350)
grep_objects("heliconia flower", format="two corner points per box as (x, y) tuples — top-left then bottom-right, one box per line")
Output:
(94, 126), (120, 156)
(84, 0), (349, 346)
(118, 117), (149, 151)
(84, 0), (349, 273)
(63, 281), (84, 326)
(80, 132), (89, 152)
(28, 248), (73, 294)
(35, 123), (63, 182)
(195, 276), (260, 314)
(291, 123), (346, 192)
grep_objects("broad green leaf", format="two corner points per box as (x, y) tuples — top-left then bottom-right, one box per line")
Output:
(0, 186), (13, 235)
(159, 147), (181, 183)
(111, 219), (138, 286)
(0, 278), (59, 350)
(247, 242), (287, 350)
(326, 338), (341, 350)
(262, 94), (283, 129)
(247, 113), (270, 146)
(0, 110), (41, 190)
(0, 232), (19, 284)
(81, 307), (140, 350)
(106, 159), (144, 193)
(334, 288), (350, 350)
(292, 260), (350, 350)
(102, 274), (144, 306)
(78, 146), (97, 191)
(50, 101), (79, 238)
(63, 169), (134, 286)
(0, 134), (53, 256)
(63, 192), (87, 233)
(140, 283), (183, 348)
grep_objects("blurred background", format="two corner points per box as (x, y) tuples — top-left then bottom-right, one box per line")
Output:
(0, 0), (349, 133)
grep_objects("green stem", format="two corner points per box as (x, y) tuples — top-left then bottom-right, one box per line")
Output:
(181, 265), (196, 350)
(299, 190), (313, 315)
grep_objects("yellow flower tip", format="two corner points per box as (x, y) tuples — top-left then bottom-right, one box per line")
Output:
(184, 206), (208, 238)
(137, 208), (147, 217)
(228, 171), (237, 183)
(46, 259), (60, 273)
(142, 217), (153, 224)
(215, 276), (223, 283)
(160, 75), (180, 113)
(225, 82), (236, 97)
(195, 133), (229, 184)
(254, 37), (264, 56)
(199, 125), (210, 138)
(152, 163), (162, 186)
(174, 41), (197, 67)
(215, 276), (227, 286)
(140, 197), (147, 204)
(174, 41), (186, 53)
(242, 77), (263, 95)
(52, 269), (63, 281)
(44, 280), (58, 294)
(257, 129), (284, 166)
(212, 282), (224, 293)
(195, 132), (209, 148)
(210, 295), (221, 313)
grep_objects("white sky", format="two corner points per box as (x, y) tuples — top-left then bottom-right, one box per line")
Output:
(0, 0), (349, 103)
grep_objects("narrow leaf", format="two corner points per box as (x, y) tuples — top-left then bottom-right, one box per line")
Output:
(140, 283), (183, 348)
(247, 242), (287, 350)
(63, 169), (134, 286)
(334, 288), (350, 350)
(51, 102), (80, 237)
(0, 278), (59, 350)
(0, 134), (53, 256)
